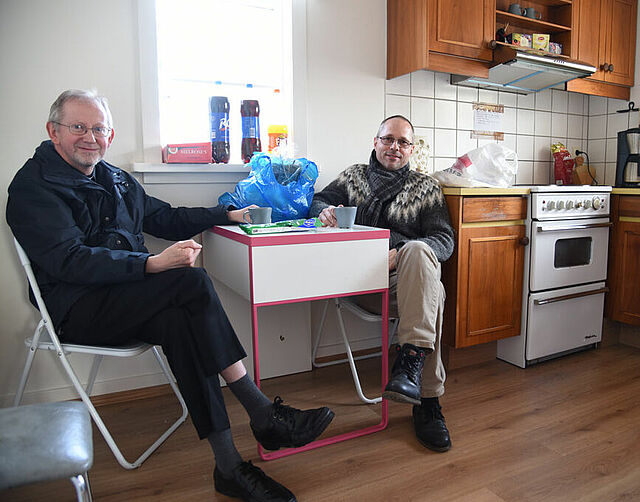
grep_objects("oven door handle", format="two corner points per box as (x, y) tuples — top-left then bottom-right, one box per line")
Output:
(536, 222), (612, 233)
(533, 287), (609, 306)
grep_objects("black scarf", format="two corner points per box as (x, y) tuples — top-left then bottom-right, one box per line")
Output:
(358, 150), (410, 227)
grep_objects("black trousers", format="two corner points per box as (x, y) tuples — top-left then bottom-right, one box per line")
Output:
(59, 267), (247, 439)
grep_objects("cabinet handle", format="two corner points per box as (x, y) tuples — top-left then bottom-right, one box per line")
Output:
(519, 236), (530, 246)
(608, 64), (614, 72)
(600, 62), (609, 71)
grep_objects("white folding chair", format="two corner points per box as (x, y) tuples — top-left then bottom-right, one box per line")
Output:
(12, 237), (188, 470)
(312, 297), (398, 404)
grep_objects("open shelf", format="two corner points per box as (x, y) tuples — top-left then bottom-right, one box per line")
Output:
(496, 11), (571, 33)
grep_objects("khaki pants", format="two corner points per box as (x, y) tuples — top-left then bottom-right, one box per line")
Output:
(356, 241), (446, 398)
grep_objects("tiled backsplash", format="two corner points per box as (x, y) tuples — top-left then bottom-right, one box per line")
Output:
(385, 71), (638, 185)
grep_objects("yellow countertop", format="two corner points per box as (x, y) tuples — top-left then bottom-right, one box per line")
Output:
(441, 187), (530, 196)
(612, 188), (640, 195)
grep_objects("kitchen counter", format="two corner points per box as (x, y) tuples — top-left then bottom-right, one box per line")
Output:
(441, 187), (530, 196)
(611, 188), (640, 194)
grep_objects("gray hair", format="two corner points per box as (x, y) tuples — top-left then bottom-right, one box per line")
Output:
(48, 89), (113, 128)
(377, 115), (414, 141)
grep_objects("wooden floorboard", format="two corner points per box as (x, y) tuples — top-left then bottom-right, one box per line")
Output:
(3, 344), (640, 501)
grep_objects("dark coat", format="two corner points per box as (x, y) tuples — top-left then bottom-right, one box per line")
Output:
(7, 141), (230, 327)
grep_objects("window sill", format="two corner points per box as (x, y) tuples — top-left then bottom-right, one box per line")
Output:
(132, 163), (250, 184)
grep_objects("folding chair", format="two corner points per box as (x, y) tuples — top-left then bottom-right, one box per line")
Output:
(312, 297), (398, 404)
(12, 237), (188, 470)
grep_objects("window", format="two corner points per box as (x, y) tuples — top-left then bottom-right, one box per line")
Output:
(153, 0), (294, 164)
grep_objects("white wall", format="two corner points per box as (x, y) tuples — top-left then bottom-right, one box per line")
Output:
(0, 0), (387, 405)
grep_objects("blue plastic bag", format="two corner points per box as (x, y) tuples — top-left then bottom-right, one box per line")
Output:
(218, 153), (319, 222)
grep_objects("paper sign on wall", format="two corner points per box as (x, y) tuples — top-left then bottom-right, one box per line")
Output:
(472, 102), (504, 141)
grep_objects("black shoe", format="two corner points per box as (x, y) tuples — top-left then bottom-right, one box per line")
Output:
(413, 397), (451, 452)
(382, 343), (428, 405)
(214, 461), (296, 502)
(250, 396), (335, 451)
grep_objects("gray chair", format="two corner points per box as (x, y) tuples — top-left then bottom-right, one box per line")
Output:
(12, 237), (188, 470)
(0, 401), (93, 502)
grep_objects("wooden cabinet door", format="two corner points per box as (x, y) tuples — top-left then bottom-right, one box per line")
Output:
(428, 0), (494, 61)
(606, 196), (640, 325)
(574, 0), (607, 80)
(605, 0), (637, 86)
(455, 224), (526, 347)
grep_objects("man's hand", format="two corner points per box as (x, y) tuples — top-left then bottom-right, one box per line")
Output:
(146, 240), (202, 274)
(389, 248), (398, 271)
(227, 205), (258, 224)
(318, 205), (342, 227)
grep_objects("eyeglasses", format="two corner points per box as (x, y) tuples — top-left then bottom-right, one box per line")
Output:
(52, 121), (112, 138)
(377, 136), (413, 149)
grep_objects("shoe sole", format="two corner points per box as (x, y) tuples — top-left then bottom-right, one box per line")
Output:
(415, 434), (452, 453)
(260, 408), (336, 451)
(382, 390), (421, 406)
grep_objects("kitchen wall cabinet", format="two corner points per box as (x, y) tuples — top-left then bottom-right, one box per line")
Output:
(605, 194), (640, 325)
(566, 0), (637, 99)
(442, 195), (528, 348)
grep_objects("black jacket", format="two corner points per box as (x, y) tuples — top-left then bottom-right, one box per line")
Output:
(7, 141), (230, 327)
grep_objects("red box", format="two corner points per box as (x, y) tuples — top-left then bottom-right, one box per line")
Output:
(162, 142), (212, 163)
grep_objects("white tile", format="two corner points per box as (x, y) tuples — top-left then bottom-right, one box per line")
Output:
(568, 92), (585, 115)
(433, 157), (455, 172)
(498, 91), (518, 107)
(551, 113), (568, 138)
(605, 162), (617, 185)
(606, 138), (617, 163)
(385, 94), (411, 119)
(478, 89), (498, 104)
(434, 72), (457, 100)
(587, 138), (606, 162)
(411, 97), (434, 128)
(515, 160), (534, 184)
(535, 111), (552, 136)
(608, 97), (629, 114)
(516, 135), (534, 161)
(591, 163), (606, 184)
(456, 102), (475, 130)
(456, 130), (478, 156)
(502, 107), (517, 134)
(517, 93), (535, 109)
(551, 89), (568, 113)
(457, 85), (478, 103)
(588, 115), (607, 139)
(411, 71), (435, 98)
(583, 116), (590, 138)
(566, 140), (581, 156)
(534, 136), (552, 161)
(414, 127), (434, 152)
(535, 89), (552, 111)
(502, 133), (517, 153)
(607, 112), (630, 138)
(589, 95), (607, 115)
(567, 115), (583, 139)
(435, 99), (457, 129)
(386, 73), (410, 95)
(517, 109), (535, 134)
(434, 128), (457, 157)
(533, 161), (551, 184)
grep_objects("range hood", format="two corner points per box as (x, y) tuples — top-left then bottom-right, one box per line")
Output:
(451, 45), (596, 94)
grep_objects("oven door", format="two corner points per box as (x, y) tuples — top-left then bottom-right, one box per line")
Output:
(529, 217), (610, 291)
(526, 282), (605, 361)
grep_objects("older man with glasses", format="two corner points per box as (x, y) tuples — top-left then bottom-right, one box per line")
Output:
(7, 89), (335, 502)
(308, 115), (455, 453)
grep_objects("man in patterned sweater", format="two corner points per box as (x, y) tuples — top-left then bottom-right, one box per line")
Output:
(308, 115), (455, 452)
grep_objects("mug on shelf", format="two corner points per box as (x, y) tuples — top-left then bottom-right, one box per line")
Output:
(523, 7), (542, 19)
(507, 3), (523, 15)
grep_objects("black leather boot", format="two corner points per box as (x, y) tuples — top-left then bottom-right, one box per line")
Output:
(382, 343), (427, 405)
(413, 397), (451, 452)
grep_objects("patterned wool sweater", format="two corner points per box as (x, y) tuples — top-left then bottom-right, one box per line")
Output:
(309, 163), (455, 262)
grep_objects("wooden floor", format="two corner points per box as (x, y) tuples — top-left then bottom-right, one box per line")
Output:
(4, 343), (640, 502)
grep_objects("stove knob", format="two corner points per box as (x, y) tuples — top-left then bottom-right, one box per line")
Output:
(592, 197), (601, 210)
(575, 200), (583, 208)
(548, 201), (556, 210)
(557, 200), (565, 210)
(584, 199), (592, 209)
(566, 200), (574, 209)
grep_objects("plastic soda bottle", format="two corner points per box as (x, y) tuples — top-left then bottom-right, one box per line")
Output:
(241, 100), (261, 163)
(268, 125), (288, 154)
(209, 96), (230, 164)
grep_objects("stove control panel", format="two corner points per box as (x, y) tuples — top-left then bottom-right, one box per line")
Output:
(532, 193), (610, 220)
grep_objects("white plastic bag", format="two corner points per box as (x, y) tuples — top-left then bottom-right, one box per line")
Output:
(432, 144), (518, 188)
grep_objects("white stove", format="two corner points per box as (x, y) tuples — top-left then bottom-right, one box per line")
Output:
(497, 185), (612, 367)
